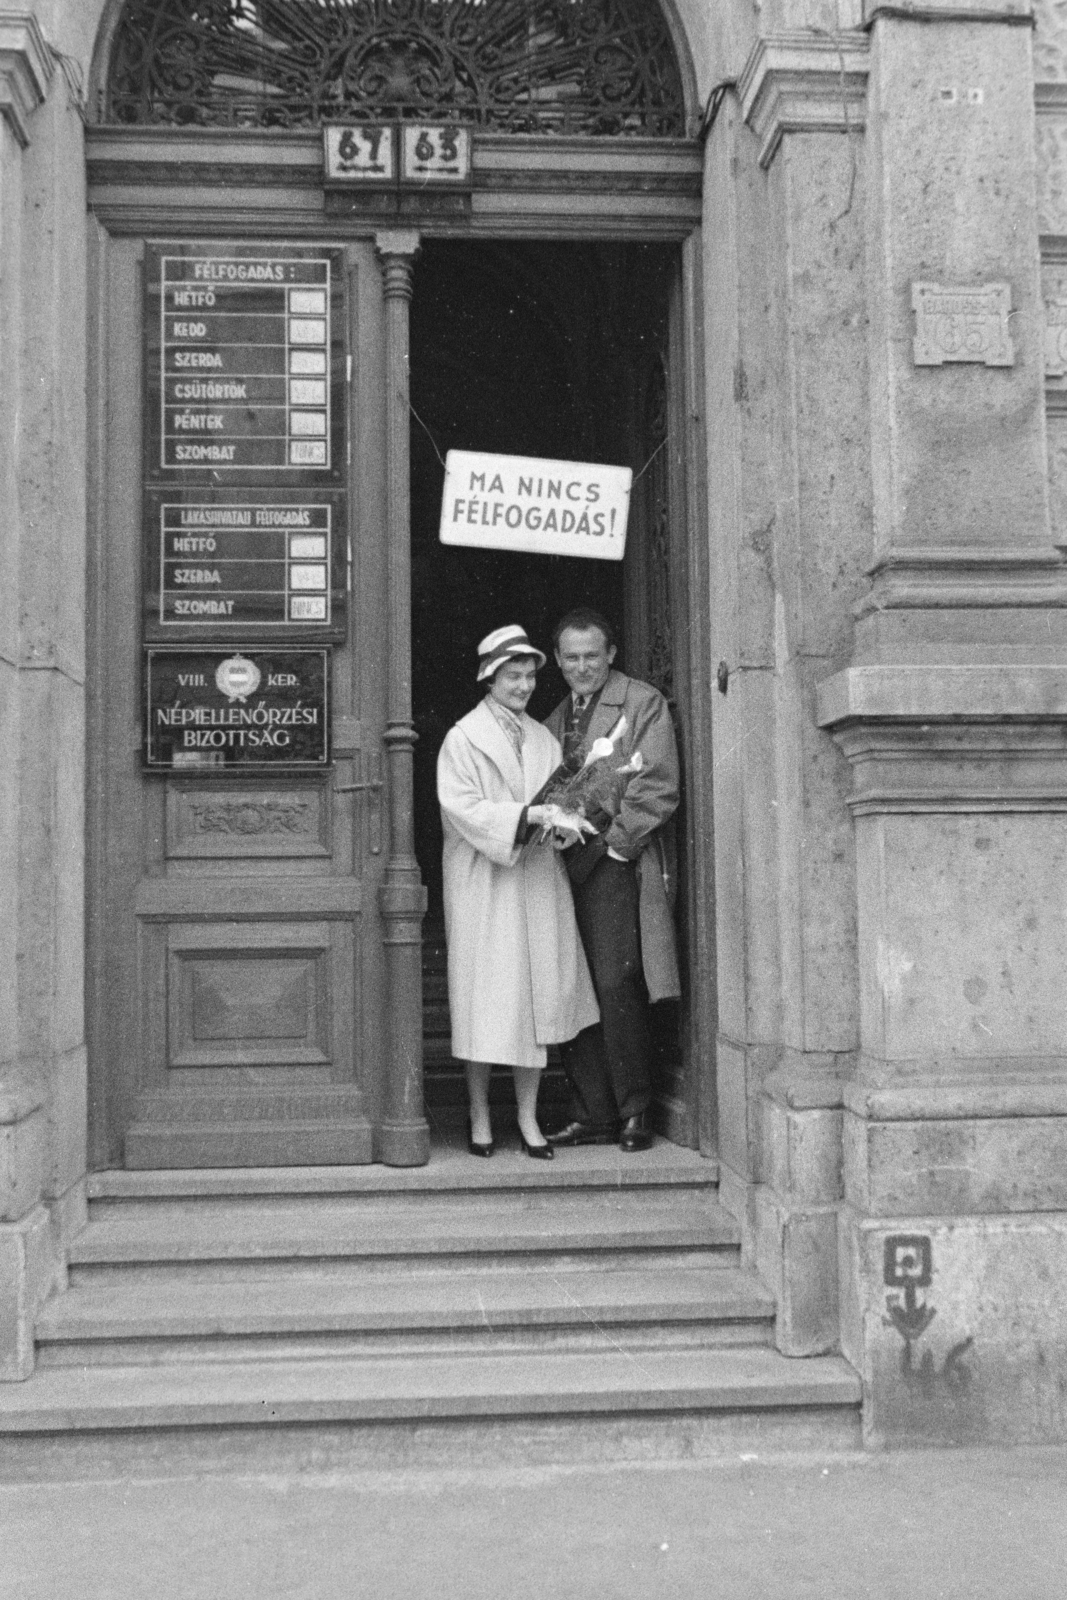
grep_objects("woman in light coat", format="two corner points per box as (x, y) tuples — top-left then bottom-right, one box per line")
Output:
(437, 625), (599, 1157)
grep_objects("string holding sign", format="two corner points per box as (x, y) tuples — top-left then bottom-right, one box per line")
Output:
(439, 450), (632, 562)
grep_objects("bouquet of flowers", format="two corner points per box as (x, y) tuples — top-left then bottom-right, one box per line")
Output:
(528, 716), (644, 845)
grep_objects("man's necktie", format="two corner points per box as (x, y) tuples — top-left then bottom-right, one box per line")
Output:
(564, 696), (589, 763)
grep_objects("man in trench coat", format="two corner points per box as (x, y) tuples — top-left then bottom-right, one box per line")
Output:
(543, 608), (680, 1152)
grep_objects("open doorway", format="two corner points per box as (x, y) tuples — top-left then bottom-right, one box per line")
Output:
(409, 239), (681, 1119)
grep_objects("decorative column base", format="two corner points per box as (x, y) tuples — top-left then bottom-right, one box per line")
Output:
(840, 1194), (1067, 1448)
(754, 1059), (847, 1357)
(0, 1206), (56, 1381)
(377, 1122), (431, 1168)
(822, 663), (1067, 1443)
(377, 875), (430, 1167)
(0, 1064), (79, 1378)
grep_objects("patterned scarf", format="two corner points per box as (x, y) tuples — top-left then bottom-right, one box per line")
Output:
(485, 694), (526, 759)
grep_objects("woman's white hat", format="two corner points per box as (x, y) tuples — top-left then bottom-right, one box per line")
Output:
(476, 624), (547, 681)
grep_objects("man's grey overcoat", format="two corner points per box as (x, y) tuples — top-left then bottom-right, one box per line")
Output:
(544, 669), (681, 1003)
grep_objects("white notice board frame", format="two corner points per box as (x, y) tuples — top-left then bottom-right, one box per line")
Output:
(439, 450), (631, 561)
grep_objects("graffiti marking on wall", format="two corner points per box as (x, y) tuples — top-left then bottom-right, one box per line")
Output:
(882, 1233), (973, 1397)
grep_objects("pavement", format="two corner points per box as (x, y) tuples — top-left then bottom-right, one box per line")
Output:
(4, 1444), (1066, 1600)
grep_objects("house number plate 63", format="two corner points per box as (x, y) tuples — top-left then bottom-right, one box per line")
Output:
(400, 125), (471, 183)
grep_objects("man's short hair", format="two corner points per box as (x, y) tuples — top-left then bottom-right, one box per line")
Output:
(552, 608), (617, 653)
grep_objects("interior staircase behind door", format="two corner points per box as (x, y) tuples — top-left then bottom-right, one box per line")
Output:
(422, 920), (571, 1118)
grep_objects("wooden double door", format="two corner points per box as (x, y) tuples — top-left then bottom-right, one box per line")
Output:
(87, 225), (705, 1169)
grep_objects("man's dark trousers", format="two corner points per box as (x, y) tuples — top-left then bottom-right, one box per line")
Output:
(559, 855), (651, 1125)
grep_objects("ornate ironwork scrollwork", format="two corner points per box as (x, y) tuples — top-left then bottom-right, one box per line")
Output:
(104, 0), (686, 136)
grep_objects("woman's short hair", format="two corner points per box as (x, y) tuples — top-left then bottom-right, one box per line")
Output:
(551, 608), (617, 652)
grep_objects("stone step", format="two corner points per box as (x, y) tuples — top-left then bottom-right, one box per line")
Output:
(73, 1190), (735, 1248)
(87, 1143), (719, 1204)
(37, 1265), (775, 1364)
(0, 1344), (857, 1446)
(68, 1192), (740, 1284)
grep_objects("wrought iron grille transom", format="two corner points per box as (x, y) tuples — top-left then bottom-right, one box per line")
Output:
(104, 0), (686, 136)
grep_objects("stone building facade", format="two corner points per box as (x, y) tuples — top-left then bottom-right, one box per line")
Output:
(1, 0), (1066, 1450)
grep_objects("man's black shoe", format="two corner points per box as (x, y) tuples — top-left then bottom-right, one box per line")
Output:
(545, 1119), (617, 1147)
(619, 1113), (653, 1153)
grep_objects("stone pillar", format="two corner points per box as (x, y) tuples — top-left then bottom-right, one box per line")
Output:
(0, 8), (86, 1380)
(856, 0), (1058, 648)
(374, 231), (429, 1168)
(820, 1), (1067, 1443)
(712, 32), (873, 1354)
(704, 91), (783, 1251)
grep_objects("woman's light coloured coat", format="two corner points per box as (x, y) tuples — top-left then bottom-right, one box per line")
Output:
(437, 700), (599, 1068)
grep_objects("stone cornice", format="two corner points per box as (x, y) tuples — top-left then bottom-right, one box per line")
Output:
(1035, 82), (1067, 112)
(856, 547), (1067, 613)
(864, 0), (1034, 22)
(845, 1067), (1067, 1121)
(818, 664), (1067, 726)
(0, 11), (52, 148)
(819, 668), (1067, 815)
(737, 32), (869, 169)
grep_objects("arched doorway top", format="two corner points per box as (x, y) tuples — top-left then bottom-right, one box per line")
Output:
(101, 0), (688, 137)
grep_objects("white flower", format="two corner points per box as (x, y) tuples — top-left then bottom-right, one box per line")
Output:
(581, 714), (629, 766)
(583, 736), (616, 766)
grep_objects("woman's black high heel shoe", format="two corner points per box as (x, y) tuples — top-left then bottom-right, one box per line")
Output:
(467, 1118), (494, 1158)
(519, 1130), (554, 1160)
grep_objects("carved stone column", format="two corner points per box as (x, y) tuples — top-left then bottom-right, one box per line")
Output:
(374, 231), (429, 1167)
(0, 11), (63, 1381)
(725, 38), (875, 1356)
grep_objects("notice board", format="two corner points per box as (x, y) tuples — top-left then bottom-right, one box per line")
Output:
(142, 243), (347, 649)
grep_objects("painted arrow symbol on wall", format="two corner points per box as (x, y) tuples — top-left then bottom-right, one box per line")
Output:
(884, 1283), (938, 1342)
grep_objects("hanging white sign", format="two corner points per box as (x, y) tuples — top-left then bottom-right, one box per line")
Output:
(439, 450), (631, 562)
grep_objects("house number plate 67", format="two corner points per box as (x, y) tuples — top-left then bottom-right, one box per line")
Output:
(323, 124), (396, 182)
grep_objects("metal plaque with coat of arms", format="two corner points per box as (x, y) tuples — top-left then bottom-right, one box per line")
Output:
(145, 648), (329, 771)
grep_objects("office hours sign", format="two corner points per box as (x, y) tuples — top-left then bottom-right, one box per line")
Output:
(152, 249), (336, 471)
(142, 244), (347, 659)
(439, 451), (632, 561)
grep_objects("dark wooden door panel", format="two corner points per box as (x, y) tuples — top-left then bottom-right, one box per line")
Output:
(89, 238), (388, 1167)
(165, 779), (333, 860)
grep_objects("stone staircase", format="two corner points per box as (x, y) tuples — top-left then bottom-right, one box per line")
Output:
(0, 1139), (862, 1478)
